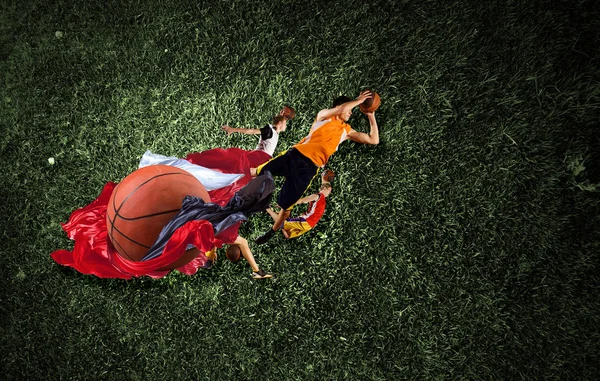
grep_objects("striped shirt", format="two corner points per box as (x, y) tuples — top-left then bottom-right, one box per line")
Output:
(301, 194), (327, 227)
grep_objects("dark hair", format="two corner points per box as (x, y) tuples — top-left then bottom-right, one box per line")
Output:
(272, 115), (286, 125)
(332, 96), (352, 107)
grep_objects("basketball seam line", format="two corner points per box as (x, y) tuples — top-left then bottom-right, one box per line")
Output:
(105, 217), (150, 249)
(114, 171), (196, 213)
(109, 236), (135, 261)
(114, 208), (182, 221)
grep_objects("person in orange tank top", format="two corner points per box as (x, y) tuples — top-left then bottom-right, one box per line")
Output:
(252, 90), (379, 244)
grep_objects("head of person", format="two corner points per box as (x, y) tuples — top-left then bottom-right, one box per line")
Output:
(319, 183), (332, 197)
(272, 115), (287, 132)
(332, 95), (353, 121)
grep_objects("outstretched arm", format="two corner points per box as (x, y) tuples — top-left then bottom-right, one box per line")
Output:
(347, 112), (379, 145)
(221, 125), (261, 136)
(316, 90), (372, 121)
(294, 193), (319, 205)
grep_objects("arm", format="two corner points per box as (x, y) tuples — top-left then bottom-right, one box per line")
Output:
(294, 193), (319, 205)
(221, 125), (261, 136)
(315, 105), (346, 122)
(347, 112), (379, 145)
(316, 90), (372, 121)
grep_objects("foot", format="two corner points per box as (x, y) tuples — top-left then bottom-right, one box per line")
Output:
(201, 259), (214, 269)
(252, 269), (273, 279)
(255, 228), (277, 244)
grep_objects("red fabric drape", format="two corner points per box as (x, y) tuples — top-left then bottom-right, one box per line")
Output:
(51, 148), (270, 279)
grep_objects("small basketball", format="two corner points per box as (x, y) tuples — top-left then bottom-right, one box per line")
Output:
(359, 91), (381, 113)
(281, 105), (296, 120)
(226, 245), (242, 263)
(322, 169), (335, 183)
(106, 165), (211, 262)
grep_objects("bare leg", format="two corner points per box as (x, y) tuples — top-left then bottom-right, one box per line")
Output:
(267, 207), (289, 237)
(266, 207), (279, 222)
(234, 236), (259, 272)
(256, 208), (291, 244)
(272, 209), (291, 231)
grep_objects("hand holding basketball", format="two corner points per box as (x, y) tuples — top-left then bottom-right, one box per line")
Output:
(356, 89), (372, 103)
(359, 90), (380, 113)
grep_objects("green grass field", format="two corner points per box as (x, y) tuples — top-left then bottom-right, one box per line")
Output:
(2, 0), (599, 379)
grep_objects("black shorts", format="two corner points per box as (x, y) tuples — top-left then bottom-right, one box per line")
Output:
(256, 148), (318, 210)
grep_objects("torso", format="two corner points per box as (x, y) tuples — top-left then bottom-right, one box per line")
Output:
(255, 125), (279, 156)
(293, 117), (352, 167)
(301, 194), (327, 227)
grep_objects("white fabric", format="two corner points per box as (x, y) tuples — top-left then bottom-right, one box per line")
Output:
(138, 150), (244, 191)
(255, 124), (279, 156)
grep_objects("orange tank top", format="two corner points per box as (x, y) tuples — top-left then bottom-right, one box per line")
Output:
(293, 117), (352, 167)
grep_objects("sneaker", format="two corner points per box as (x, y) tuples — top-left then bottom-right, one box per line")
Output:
(200, 259), (214, 269)
(255, 228), (276, 244)
(252, 269), (273, 279)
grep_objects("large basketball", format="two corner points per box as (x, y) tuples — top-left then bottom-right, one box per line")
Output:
(106, 165), (211, 262)
(360, 91), (381, 113)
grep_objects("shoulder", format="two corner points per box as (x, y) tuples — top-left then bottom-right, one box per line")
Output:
(346, 127), (358, 136)
(260, 125), (274, 139)
(310, 118), (330, 131)
(316, 106), (343, 121)
(315, 109), (330, 121)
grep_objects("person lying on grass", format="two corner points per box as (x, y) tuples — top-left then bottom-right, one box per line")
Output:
(200, 236), (272, 279)
(137, 154), (276, 280)
(184, 106), (296, 177)
(265, 171), (333, 239)
(221, 105), (295, 158)
(251, 90), (379, 244)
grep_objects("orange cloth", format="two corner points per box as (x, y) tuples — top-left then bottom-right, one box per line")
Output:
(293, 117), (352, 167)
